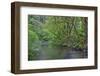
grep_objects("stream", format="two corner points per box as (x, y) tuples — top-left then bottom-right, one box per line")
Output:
(36, 41), (88, 60)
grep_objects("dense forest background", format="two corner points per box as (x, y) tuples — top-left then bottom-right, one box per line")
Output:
(28, 15), (88, 60)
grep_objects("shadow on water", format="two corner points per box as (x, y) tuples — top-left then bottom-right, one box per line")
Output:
(36, 41), (88, 60)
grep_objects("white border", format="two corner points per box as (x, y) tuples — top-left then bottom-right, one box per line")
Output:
(20, 6), (95, 70)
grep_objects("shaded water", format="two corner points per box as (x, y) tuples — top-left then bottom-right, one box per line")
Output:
(37, 45), (88, 60)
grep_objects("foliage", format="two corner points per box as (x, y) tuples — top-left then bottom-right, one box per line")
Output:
(28, 15), (88, 60)
(44, 16), (87, 48)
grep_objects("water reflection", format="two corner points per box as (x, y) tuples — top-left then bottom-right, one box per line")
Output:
(37, 45), (88, 60)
